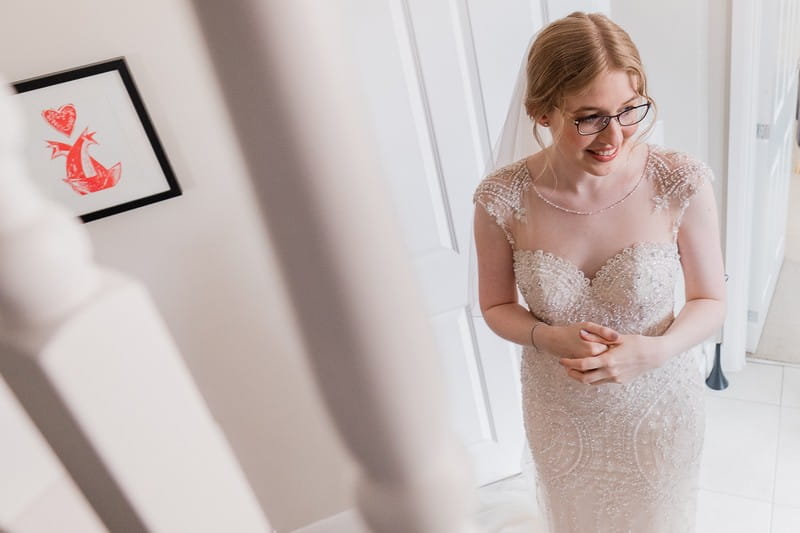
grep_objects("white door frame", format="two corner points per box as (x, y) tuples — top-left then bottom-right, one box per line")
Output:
(721, 0), (761, 372)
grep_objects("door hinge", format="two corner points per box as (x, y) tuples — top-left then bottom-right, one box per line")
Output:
(756, 123), (770, 139)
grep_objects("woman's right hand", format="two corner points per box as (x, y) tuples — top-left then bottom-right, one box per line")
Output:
(536, 321), (620, 359)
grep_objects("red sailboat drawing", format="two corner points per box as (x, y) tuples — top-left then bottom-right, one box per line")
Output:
(42, 104), (122, 195)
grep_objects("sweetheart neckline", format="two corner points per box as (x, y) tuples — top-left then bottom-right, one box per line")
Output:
(512, 241), (679, 285)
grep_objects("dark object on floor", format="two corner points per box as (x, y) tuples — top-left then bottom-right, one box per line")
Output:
(706, 343), (729, 390)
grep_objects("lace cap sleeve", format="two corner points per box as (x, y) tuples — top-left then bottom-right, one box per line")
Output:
(473, 160), (530, 247)
(649, 146), (714, 239)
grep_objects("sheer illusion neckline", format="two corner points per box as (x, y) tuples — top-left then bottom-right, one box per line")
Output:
(522, 144), (653, 216)
(513, 241), (678, 285)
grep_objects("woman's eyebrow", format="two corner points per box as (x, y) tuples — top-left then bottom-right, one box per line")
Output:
(571, 95), (639, 114)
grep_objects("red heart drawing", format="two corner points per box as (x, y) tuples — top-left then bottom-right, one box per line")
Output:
(42, 104), (77, 136)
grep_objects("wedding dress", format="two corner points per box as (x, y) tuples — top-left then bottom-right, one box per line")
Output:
(473, 144), (709, 533)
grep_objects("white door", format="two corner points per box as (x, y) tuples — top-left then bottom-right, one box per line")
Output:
(340, 0), (545, 485)
(746, 0), (800, 352)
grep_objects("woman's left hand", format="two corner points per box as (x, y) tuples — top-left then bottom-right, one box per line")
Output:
(558, 332), (668, 385)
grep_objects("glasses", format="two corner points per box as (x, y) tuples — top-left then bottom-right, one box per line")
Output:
(572, 102), (651, 135)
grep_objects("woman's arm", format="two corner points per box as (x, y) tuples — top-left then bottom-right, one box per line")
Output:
(474, 205), (617, 356)
(657, 171), (727, 357)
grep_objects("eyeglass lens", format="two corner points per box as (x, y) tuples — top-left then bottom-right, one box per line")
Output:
(578, 104), (649, 135)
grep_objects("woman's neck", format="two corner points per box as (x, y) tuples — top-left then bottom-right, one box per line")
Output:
(536, 143), (643, 196)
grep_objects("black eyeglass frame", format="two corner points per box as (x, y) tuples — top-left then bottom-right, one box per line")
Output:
(572, 101), (652, 136)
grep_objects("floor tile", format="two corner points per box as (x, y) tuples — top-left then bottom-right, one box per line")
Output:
(774, 407), (800, 506)
(696, 490), (772, 533)
(699, 397), (780, 501)
(771, 504), (800, 533)
(706, 361), (783, 405)
(782, 366), (800, 408)
(476, 474), (547, 533)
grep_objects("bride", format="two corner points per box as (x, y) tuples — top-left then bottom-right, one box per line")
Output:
(473, 12), (726, 532)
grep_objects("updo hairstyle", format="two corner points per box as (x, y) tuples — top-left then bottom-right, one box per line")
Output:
(525, 12), (656, 149)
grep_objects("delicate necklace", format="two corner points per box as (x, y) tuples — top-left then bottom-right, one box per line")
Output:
(530, 152), (649, 216)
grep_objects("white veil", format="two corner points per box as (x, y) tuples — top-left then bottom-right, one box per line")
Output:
(467, 36), (547, 319)
(483, 40), (542, 178)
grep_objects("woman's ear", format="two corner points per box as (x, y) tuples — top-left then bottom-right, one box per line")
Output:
(538, 116), (550, 128)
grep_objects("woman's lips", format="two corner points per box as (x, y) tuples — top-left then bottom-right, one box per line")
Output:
(587, 146), (618, 162)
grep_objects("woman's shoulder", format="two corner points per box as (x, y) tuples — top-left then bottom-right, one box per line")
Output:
(481, 157), (530, 185)
(647, 144), (713, 179)
(645, 144), (713, 210)
(473, 157), (530, 205)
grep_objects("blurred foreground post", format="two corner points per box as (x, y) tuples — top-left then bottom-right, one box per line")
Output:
(190, 2), (482, 532)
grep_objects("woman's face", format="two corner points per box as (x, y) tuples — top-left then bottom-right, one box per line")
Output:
(543, 69), (644, 177)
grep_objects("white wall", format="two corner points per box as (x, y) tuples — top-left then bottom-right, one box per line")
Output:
(610, 0), (730, 191)
(0, 1), (355, 531)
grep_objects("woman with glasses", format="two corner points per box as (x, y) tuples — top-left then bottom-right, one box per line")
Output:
(473, 12), (725, 533)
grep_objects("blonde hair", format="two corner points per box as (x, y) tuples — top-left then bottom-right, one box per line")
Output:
(525, 12), (656, 150)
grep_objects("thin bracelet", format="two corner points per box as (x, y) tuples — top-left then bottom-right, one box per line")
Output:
(529, 321), (542, 350)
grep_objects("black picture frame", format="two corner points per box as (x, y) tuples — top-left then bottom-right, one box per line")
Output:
(13, 57), (181, 222)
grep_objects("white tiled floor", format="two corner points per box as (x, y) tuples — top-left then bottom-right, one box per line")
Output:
(774, 405), (800, 507)
(783, 367), (800, 408)
(477, 360), (800, 533)
(700, 395), (780, 502)
(700, 361), (800, 532)
(695, 490), (772, 533)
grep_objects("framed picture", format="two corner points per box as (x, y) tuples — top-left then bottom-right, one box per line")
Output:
(12, 58), (181, 222)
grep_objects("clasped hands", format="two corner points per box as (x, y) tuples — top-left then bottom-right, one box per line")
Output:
(551, 322), (666, 385)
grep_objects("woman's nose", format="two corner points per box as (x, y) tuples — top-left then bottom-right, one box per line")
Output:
(598, 118), (624, 144)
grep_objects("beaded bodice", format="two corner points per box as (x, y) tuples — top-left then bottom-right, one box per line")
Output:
(513, 241), (679, 335)
(473, 144), (711, 333)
